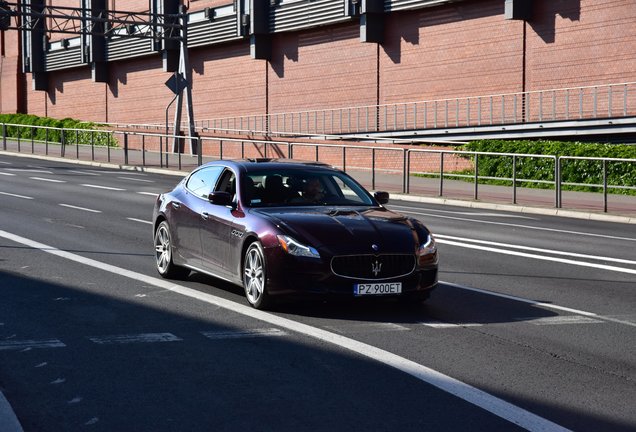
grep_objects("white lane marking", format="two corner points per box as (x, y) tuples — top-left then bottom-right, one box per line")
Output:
(0, 172), (16, 176)
(29, 177), (66, 183)
(68, 397), (83, 404)
(200, 328), (287, 340)
(437, 238), (636, 275)
(325, 323), (410, 333)
(87, 170), (146, 176)
(395, 207), (636, 243)
(59, 204), (102, 213)
(85, 418), (99, 426)
(0, 339), (66, 351)
(137, 192), (159, 197)
(443, 281), (636, 328)
(7, 168), (53, 174)
(118, 176), (154, 183)
(436, 234), (636, 266)
(88, 333), (182, 345)
(0, 191), (34, 200)
(420, 321), (483, 329)
(390, 205), (537, 220)
(127, 218), (152, 225)
(69, 170), (99, 176)
(81, 184), (126, 191)
(0, 161), (11, 165)
(50, 378), (66, 385)
(526, 316), (604, 326)
(0, 229), (572, 432)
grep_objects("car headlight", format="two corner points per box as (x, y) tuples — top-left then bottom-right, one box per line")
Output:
(277, 235), (321, 259)
(418, 234), (437, 254)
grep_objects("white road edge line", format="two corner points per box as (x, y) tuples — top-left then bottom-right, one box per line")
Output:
(435, 234), (636, 266)
(442, 281), (636, 328)
(436, 238), (636, 275)
(0, 229), (571, 432)
(396, 208), (636, 243)
(59, 204), (102, 213)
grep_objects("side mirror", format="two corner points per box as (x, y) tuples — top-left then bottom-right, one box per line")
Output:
(374, 191), (389, 205)
(208, 191), (233, 206)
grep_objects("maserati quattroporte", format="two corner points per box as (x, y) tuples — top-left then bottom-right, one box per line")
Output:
(153, 159), (438, 309)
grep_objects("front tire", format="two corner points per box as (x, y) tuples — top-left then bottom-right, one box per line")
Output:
(154, 221), (189, 279)
(243, 242), (272, 310)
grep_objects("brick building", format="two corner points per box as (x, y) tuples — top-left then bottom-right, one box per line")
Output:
(0, 0), (635, 128)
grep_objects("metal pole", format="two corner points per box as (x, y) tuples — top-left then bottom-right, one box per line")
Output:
(402, 150), (407, 194)
(91, 131), (95, 161)
(512, 155), (517, 204)
(405, 150), (410, 194)
(76, 129), (79, 159)
(371, 148), (376, 190)
(1, 124), (5, 150)
(124, 133), (129, 165)
(31, 127), (35, 154)
(198, 137), (203, 166)
(142, 135), (145, 166)
(474, 154), (479, 200)
(45, 128), (49, 155)
(557, 157), (562, 208)
(603, 160), (608, 213)
(343, 147), (346, 172)
(439, 153), (444, 197)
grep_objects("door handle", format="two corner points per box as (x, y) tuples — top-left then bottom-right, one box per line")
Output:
(201, 212), (209, 220)
(171, 202), (181, 209)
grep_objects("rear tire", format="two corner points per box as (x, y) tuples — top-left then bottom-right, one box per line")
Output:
(243, 242), (273, 310)
(154, 221), (189, 279)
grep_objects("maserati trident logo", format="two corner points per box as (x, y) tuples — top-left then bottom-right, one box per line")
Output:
(371, 259), (382, 277)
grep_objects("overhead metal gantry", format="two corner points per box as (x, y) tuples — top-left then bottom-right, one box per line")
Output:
(0, 0), (197, 154)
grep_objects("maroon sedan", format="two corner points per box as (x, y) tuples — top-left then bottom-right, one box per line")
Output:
(153, 159), (438, 309)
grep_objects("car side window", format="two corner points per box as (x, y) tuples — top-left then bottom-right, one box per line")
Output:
(215, 169), (237, 200)
(186, 166), (224, 198)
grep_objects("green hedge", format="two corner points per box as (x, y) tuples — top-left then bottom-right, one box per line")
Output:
(457, 140), (636, 194)
(0, 114), (117, 147)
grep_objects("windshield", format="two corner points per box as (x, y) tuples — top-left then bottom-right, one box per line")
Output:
(242, 169), (376, 208)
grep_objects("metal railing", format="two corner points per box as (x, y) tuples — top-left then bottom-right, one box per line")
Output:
(2, 123), (635, 214)
(195, 82), (636, 136)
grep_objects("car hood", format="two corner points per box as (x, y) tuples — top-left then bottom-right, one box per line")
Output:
(252, 206), (420, 255)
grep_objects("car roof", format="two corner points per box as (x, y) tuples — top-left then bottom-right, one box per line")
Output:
(199, 159), (337, 173)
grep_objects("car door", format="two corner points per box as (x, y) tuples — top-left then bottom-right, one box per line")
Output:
(199, 168), (238, 279)
(173, 166), (224, 267)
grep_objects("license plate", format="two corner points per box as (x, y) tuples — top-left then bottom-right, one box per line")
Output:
(354, 282), (402, 296)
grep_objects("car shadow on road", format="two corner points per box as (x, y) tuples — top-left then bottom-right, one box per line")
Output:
(184, 272), (559, 326)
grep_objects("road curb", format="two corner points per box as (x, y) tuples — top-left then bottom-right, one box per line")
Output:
(2, 150), (634, 224)
(0, 391), (23, 432)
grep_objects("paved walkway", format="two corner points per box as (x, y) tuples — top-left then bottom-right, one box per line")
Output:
(2, 140), (635, 222)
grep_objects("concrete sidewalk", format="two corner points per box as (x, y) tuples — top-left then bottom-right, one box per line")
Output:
(1, 140), (635, 223)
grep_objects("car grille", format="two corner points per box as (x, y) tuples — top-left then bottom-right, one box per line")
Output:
(330, 254), (416, 280)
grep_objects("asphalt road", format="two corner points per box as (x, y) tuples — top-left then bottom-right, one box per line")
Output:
(0, 153), (634, 432)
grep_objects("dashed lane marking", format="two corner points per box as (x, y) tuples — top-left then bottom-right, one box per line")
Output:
(325, 323), (410, 333)
(0, 339), (66, 351)
(29, 177), (66, 183)
(7, 168), (53, 174)
(420, 321), (483, 329)
(0, 172), (16, 176)
(137, 192), (159, 197)
(525, 316), (604, 326)
(127, 218), (152, 225)
(87, 333), (182, 345)
(69, 170), (99, 176)
(81, 184), (126, 191)
(0, 191), (34, 200)
(118, 176), (154, 183)
(200, 328), (287, 340)
(59, 204), (102, 213)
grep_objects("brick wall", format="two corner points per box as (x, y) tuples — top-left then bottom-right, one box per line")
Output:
(268, 23), (378, 113)
(3, 0), (636, 126)
(527, 0), (636, 90)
